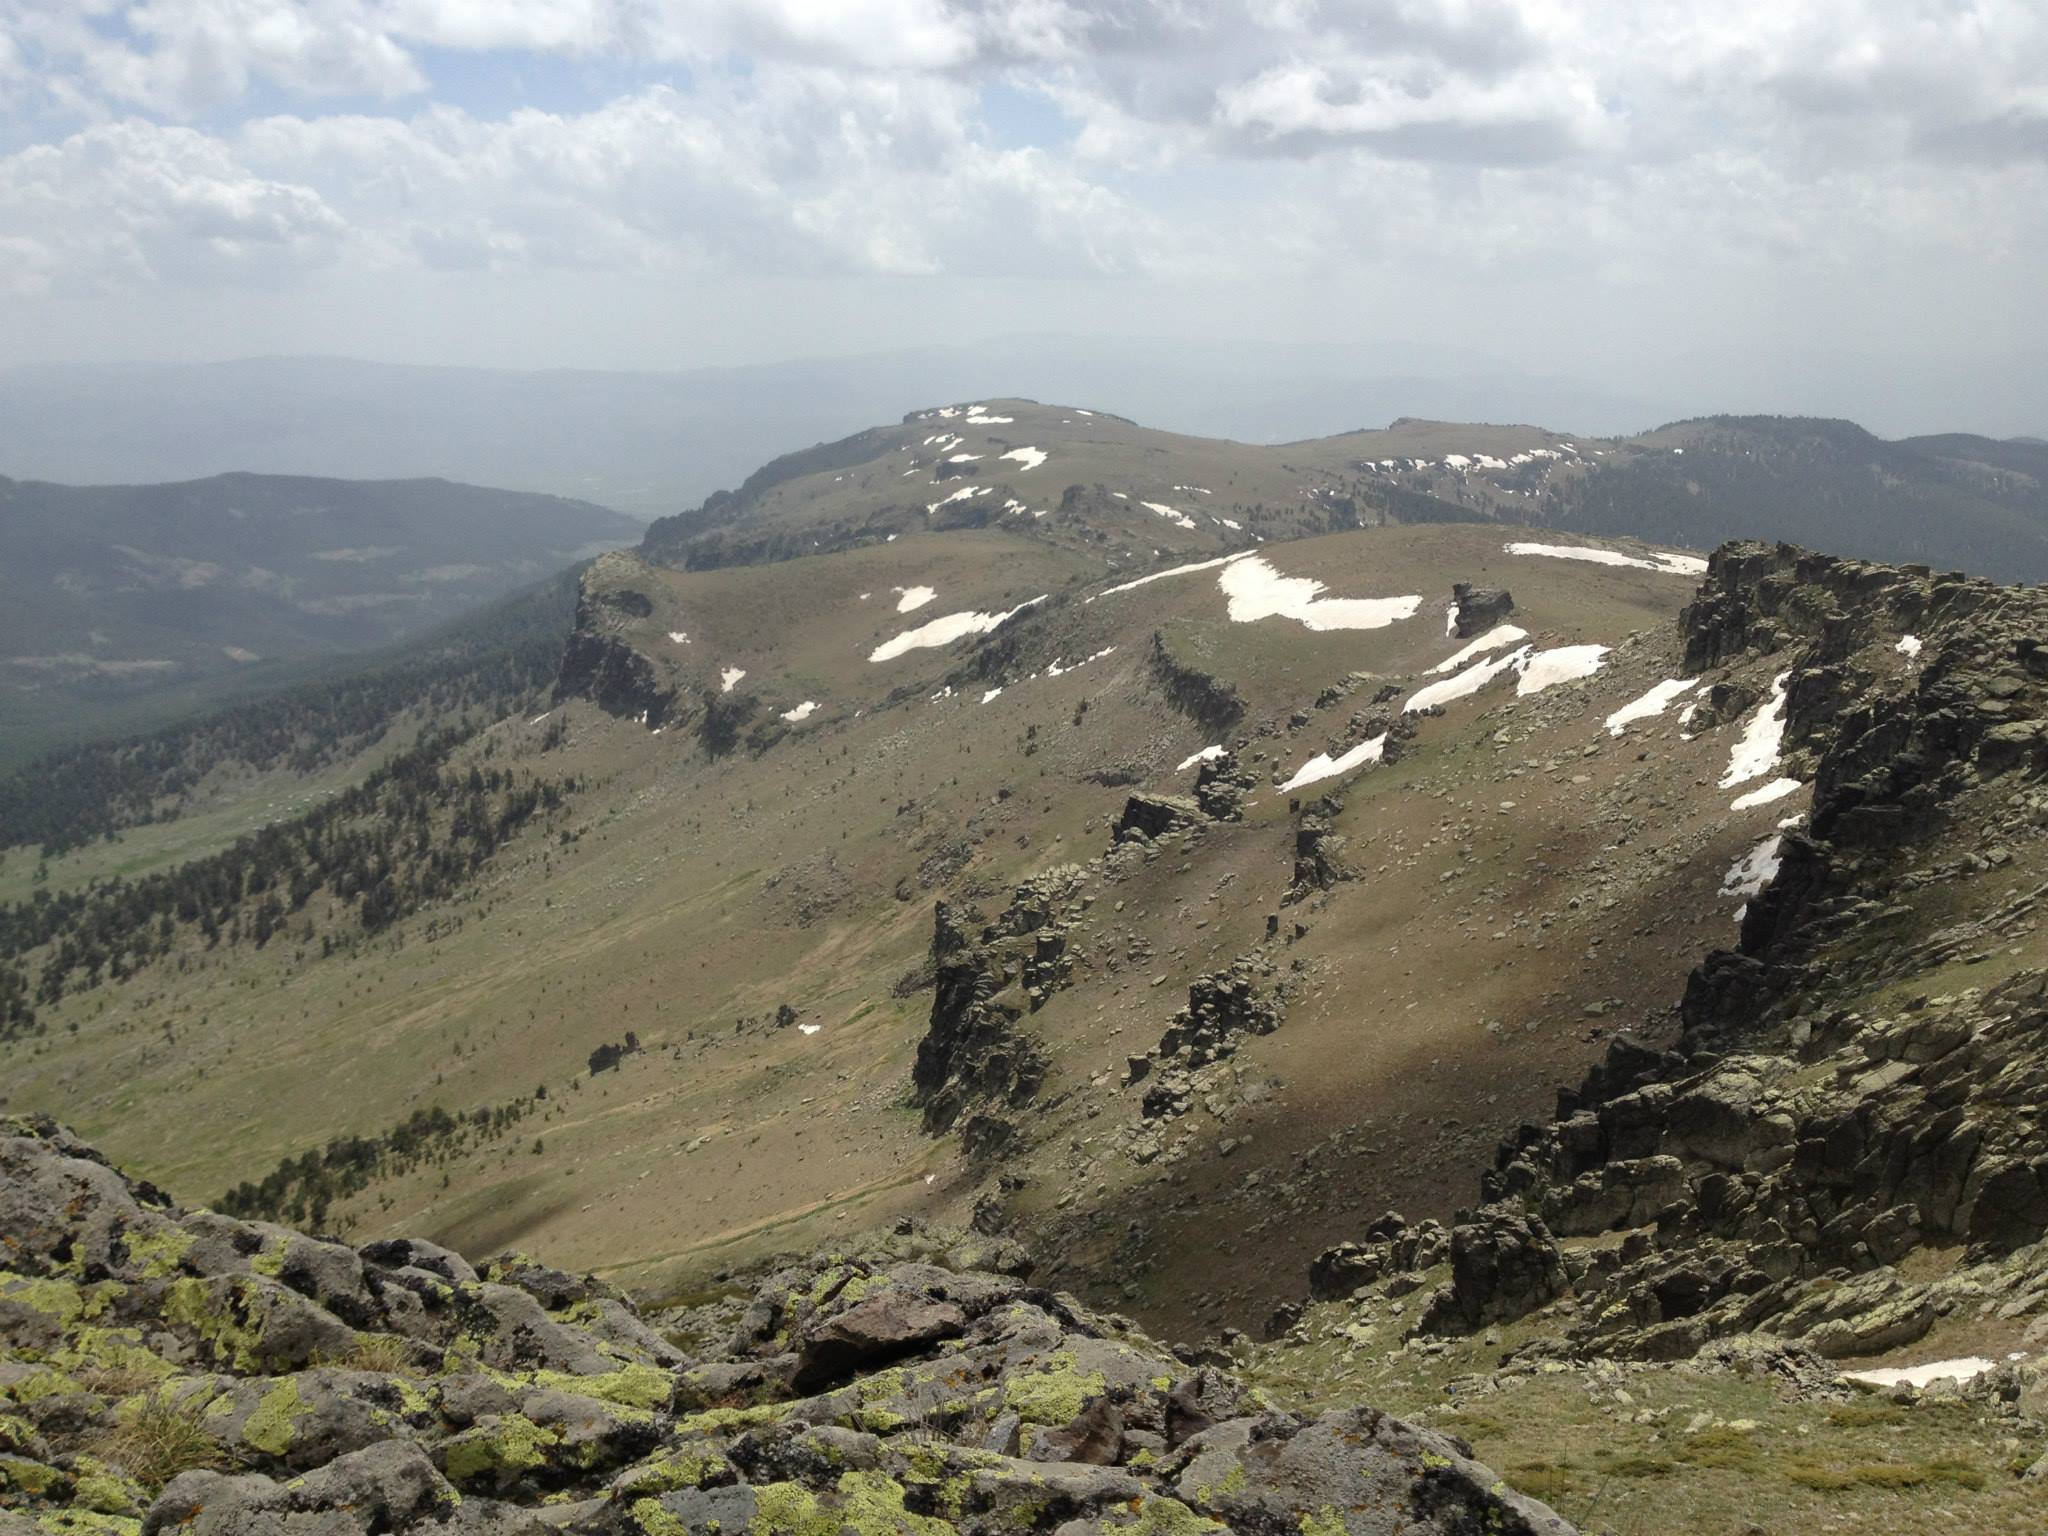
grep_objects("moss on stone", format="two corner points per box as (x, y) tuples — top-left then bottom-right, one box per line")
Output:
(1297, 1511), (1348, 1536)
(1191, 1461), (1247, 1504)
(161, 1279), (267, 1373)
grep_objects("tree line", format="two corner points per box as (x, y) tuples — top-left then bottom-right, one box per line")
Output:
(0, 725), (578, 1044)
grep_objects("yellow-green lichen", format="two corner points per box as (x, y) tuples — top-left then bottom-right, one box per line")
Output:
(66, 1456), (143, 1516)
(1297, 1510), (1348, 1536)
(615, 1445), (733, 1497)
(33, 1512), (142, 1536)
(0, 1272), (116, 1331)
(674, 1402), (791, 1436)
(161, 1279), (268, 1373)
(531, 1362), (672, 1412)
(1, 1453), (68, 1496)
(630, 1495), (691, 1536)
(746, 1472), (953, 1536)
(241, 1378), (310, 1457)
(1191, 1462), (1247, 1505)
(1107, 1496), (1229, 1534)
(442, 1415), (560, 1485)
(121, 1227), (194, 1281)
(1001, 1352), (1106, 1427)
(54, 1328), (174, 1385)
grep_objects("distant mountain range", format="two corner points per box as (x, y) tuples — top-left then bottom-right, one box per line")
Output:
(5, 342), (2040, 520)
(0, 471), (637, 760)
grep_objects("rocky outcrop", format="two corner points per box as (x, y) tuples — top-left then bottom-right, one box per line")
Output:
(1148, 630), (1246, 733)
(1113, 793), (1205, 842)
(1286, 796), (1351, 905)
(553, 568), (681, 730)
(1451, 582), (1514, 638)
(911, 870), (1096, 1134)
(1191, 751), (1258, 822)
(0, 1117), (1574, 1535)
(1300, 541), (2048, 1365)
(1127, 963), (1286, 1124)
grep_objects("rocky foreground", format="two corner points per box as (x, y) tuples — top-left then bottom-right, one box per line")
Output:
(0, 1116), (1571, 1536)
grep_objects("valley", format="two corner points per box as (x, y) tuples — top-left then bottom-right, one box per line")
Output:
(4, 400), (2048, 1534)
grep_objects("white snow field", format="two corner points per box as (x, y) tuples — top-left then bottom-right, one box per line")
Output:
(1218, 557), (1421, 632)
(1722, 671), (1792, 789)
(1281, 733), (1388, 793)
(869, 597), (1047, 663)
(1504, 541), (1709, 577)
(1605, 677), (1699, 736)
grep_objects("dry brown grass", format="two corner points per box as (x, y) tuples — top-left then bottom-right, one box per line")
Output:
(98, 1397), (224, 1491)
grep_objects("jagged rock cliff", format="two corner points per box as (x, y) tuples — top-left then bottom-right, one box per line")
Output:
(1301, 542), (2048, 1370)
(0, 1117), (1573, 1535)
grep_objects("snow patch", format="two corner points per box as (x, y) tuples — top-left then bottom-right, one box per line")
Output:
(926, 485), (991, 515)
(1721, 671), (1791, 789)
(869, 597), (1047, 663)
(1605, 677), (1699, 736)
(1090, 551), (1251, 601)
(780, 700), (817, 722)
(1842, 1358), (1998, 1390)
(667, 631), (689, 644)
(1140, 500), (1197, 530)
(1431, 625), (1529, 675)
(1405, 647), (1532, 713)
(980, 687), (1003, 704)
(1281, 733), (1388, 793)
(1732, 777), (1802, 811)
(1516, 644), (1608, 695)
(999, 446), (1047, 471)
(1177, 744), (1226, 771)
(1218, 556), (1421, 632)
(720, 667), (746, 693)
(1406, 642), (1608, 711)
(1897, 634), (1923, 657)
(894, 585), (936, 613)
(1504, 541), (1709, 577)
(1721, 835), (1784, 899)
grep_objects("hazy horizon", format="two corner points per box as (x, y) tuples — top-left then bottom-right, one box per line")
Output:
(3, 2), (2043, 448)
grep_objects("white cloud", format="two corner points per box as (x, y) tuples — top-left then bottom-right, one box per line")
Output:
(0, 0), (2038, 356)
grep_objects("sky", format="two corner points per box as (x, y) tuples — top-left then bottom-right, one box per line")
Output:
(0, 1), (2043, 427)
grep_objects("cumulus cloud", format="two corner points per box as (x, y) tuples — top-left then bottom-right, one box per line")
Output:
(0, 0), (2039, 347)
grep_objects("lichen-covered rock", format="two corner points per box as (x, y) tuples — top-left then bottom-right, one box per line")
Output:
(1, 1120), (1573, 1535)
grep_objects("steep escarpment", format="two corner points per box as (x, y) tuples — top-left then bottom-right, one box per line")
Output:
(0, 1116), (1573, 1535)
(1297, 542), (2048, 1369)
